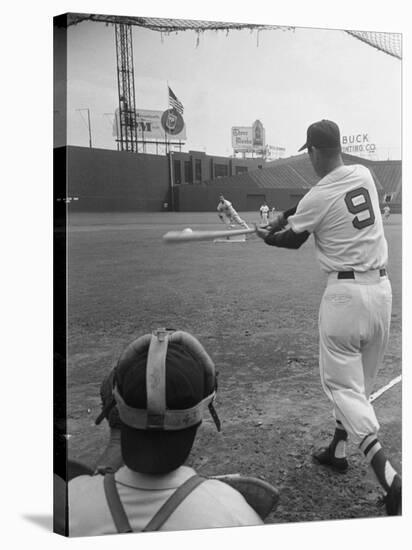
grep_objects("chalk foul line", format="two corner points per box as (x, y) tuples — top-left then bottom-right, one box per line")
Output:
(369, 375), (402, 403)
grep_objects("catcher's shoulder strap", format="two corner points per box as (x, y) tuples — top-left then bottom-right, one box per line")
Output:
(103, 473), (205, 533)
(142, 475), (205, 532)
(104, 473), (132, 533)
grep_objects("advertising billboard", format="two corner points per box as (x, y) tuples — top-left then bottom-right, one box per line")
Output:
(231, 126), (253, 150)
(341, 133), (376, 155)
(113, 108), (186, 140)
(232, 120), (266, 153)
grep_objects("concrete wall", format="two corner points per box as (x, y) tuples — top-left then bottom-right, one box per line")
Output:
(59, 146), (265, 211)
(175, 185), (307, 212)
(62, 146), (170, 211)
(57, 145), (401, 213)
(170, 151), (263, 185)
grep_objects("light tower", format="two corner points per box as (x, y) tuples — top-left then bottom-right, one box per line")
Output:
(115, 23), (138, 152)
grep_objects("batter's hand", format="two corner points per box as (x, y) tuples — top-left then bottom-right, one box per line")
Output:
(255, 223), (270, 240)
(267, 212), (287, 233)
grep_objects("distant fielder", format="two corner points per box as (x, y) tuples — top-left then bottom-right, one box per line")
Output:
(259, 202), (270, 225)
(217, 194), (250, 230)
(382, 204), (391, 222)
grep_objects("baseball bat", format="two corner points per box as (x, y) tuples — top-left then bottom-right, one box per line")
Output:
(163, 227), (257, 243)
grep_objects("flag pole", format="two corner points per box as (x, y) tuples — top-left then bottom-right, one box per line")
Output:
(166, 81), (175, 210)
(166, 81), (169, 154)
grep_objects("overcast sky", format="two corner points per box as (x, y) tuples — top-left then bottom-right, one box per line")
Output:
(66, 18), (401, 160)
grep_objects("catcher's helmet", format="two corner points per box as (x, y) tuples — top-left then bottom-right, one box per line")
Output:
(111, 328), (220, 474)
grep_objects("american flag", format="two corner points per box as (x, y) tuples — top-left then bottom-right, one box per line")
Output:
(168, 86), (184, 114)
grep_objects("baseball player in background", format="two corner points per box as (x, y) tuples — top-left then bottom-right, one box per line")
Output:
(256, 120), (401, 516)
(217, 194), (250, 230)
(259, 202), (270, 225)
(383, 203), (391, 222)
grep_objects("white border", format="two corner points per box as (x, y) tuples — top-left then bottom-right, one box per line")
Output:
(3, 1), (409, 549)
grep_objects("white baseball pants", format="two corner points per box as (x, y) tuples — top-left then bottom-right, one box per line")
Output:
(225, 214), (249, 230)
(318, 270), (392, 444)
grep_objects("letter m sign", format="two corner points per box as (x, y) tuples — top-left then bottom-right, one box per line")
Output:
(138, 122), (152, 132)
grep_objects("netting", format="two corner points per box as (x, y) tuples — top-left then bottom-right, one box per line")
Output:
(64, 14), (401, 60)
(345, 30), (401, 60)
(65, 13), (292, 33)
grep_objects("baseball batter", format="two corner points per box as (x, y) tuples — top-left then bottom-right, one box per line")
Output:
(217, 194), (250, 230)
(259, 202), (270, 225)
(256, 120), (401, 516)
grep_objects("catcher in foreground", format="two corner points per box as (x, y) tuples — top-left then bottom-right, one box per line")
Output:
(66, 328), (278, 536)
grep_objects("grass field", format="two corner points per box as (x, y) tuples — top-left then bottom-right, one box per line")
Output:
(66, 211), (402, 524)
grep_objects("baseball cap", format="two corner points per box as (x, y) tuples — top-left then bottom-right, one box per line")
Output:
(298, 119), (341, 151)
(113, 331), (218, 474)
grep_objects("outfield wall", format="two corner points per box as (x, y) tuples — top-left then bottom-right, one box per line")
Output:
(60, 146), (170, 211)
(174, 185), (307, 212)
(56, 146), (401, 213)
(58, 146), (264, 212)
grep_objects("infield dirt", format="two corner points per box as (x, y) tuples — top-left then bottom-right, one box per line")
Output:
(65, 211), (402, 524)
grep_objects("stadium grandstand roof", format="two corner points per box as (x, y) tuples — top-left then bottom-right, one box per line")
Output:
(207, 163), (315, 190)
(367, 160), (402, 195)
(205, 153), (402, 194)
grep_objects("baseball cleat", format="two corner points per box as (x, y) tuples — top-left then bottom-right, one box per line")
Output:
(382, 474), (402, 516)
(312, 446), (349, 473)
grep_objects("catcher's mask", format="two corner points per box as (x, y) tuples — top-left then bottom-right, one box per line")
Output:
(113, 328), (220, 473)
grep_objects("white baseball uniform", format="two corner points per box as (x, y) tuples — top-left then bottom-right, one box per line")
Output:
(217, 199), (249, 229)
(68, 465), (262, 536)
(288, 164), (392, 444)
(383, 205), (391, 221)
(260, 204), (270, 225)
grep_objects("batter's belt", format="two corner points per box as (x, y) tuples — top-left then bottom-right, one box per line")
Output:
(328, 268), (387, 284)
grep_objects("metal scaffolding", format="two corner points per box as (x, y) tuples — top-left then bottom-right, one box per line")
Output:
(115, 24), (138, 152)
